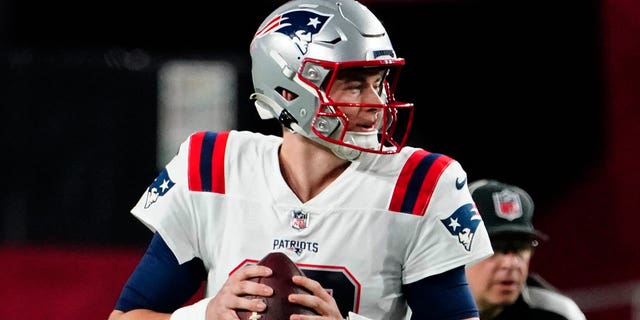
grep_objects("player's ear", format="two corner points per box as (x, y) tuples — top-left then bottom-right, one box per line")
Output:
(279, 88), (298, 101)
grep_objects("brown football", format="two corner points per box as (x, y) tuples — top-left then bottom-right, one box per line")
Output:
(236, 252), (318, 320)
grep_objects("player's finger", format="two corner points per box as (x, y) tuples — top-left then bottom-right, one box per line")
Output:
(234, 265), (273, 279)
(288, 292), (341, 320)
(290, 276), (342, 318)
(237, 279), (274, 297)
(292, 275), (331, 299)
(235, 297), (268, 313)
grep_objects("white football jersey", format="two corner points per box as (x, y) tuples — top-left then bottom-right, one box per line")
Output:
(132, 130), (492, 319)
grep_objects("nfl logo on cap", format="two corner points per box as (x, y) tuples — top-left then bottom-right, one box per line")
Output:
(492, 189), (523, 221)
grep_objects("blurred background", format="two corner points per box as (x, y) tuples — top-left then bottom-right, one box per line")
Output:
(1, 0), (638, 319)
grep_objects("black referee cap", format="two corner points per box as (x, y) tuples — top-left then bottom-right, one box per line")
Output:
(469, 179), (548, 241)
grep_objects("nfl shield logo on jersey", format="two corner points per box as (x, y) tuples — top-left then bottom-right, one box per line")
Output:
(492, 189), (523, 221)
(291, 209), (309, 230)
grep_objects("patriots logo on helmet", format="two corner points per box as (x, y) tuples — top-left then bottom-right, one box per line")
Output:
(441, 203), (482, 251)
(254, 9), (332, 55)
(144, 168), (175, 209)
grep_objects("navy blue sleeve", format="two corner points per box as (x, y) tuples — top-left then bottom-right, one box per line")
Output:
(115, 232), (207, 313)
(403, 266), (479, 320)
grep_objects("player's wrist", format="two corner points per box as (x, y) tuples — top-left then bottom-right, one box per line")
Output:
(169, 297), (213, 320)
(346, 311), (374, 320)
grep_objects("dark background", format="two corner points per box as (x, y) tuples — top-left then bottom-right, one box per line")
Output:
(1, 0), (602, 245)
(3, 0), (638, 319)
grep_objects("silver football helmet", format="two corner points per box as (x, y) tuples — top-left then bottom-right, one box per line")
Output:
(250, 0), (413, 160)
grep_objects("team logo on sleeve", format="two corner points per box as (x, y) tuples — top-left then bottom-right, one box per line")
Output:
(253, 9), (332, 55)
(144, 168), (175, 209)
(441, 203), (482, 251)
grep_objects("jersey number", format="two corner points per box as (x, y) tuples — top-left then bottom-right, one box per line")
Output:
(300, 267), (359, 317)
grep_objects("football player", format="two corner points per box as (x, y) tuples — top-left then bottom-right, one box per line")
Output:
(108, 1), (493, 319)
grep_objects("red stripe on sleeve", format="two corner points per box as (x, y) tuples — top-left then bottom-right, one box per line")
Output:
(188, 132), (205, 192)
(389, 150), (429, 212)
(412, 155), (453, 215)
(211, 131), (229, 194)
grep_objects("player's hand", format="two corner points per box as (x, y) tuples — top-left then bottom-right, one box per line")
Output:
(289, 275), (343, 320)
(205, 265), (273, 320)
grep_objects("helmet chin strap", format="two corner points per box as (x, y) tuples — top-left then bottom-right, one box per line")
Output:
(250, 92), (279, 120)
(329, 143), (362, 161)
(251, 92), (383, 161)
(344, 131), (380, 149)
(330, 131), (380, 161)
(289, 122), (363, 161)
